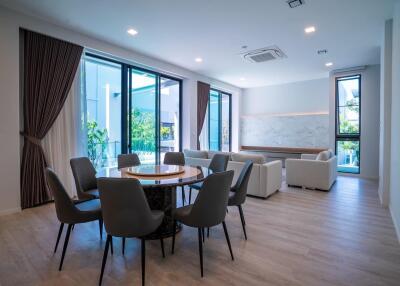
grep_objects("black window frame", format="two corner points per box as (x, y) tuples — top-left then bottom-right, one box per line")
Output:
(207, 88), (232, 152)
(84, 52), (183, 165)
(335, 74), (361, 174)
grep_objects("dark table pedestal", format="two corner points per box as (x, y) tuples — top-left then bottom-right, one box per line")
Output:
(144, 186), (182, 239)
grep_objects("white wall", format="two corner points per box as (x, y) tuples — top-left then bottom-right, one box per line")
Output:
(329, 65), (380, 180)
(0, 6), (242, 214)
(379, 19), (393, 206)
(242, 78), (329, 116)
(241, 78), (329, 148)
(389, 0), (400, 242)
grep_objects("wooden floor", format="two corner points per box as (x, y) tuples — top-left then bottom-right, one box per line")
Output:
(1, 175), (400, 286)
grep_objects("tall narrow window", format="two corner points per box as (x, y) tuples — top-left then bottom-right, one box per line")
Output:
(208, 89), (231, 151)
(335, 75), (361, 174)
(83, 55), (122, 168)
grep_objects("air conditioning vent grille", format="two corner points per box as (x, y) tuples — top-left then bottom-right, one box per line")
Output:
(241, 46), (287, 63)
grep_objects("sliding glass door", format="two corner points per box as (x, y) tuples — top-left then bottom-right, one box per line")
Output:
(159, 77), (181, 162)
(207, 89), (231, 151)
(83, 53), (182, 169)
(129, 69), (157, 164)
(83, 56), (122, 169)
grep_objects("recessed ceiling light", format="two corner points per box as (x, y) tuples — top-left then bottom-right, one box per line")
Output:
(127, 28), (138, 36)
(305, 26), (316, 34)
(325, 62), (333, 67)
(195, 57), (203, 63)
(240, 77), (246, 81)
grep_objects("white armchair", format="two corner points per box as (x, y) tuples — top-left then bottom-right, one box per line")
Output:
(286, 155), (337, 191)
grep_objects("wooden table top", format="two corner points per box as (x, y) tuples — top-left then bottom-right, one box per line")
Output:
(97, 165), (211, 188)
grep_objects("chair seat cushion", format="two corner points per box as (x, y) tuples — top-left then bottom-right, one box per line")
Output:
(228, 191), (238, 206)
(173, 205), (193, 224)
(86, 188), (99, 198)
(74, 198), (102, 223)
(189, 182), (203, 190)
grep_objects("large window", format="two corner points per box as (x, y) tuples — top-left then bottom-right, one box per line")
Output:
(208, 89), (231, 151)
(83, 56), (122, 168)
(83, 54), (182, 168)
(335, 75), (361, 174)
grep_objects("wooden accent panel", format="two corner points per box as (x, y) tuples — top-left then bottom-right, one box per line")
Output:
(241, 145), (327, 154)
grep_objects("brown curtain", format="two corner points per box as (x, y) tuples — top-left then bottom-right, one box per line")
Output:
(197, 81), (210, 149)
(20, 30), (83, 209)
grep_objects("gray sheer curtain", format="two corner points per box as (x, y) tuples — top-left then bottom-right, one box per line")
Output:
(197, 81), (210, 150)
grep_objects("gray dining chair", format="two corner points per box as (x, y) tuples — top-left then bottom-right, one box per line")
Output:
(228, 160), (253, 240)
(163, 152), (186, 205)
(70, 157), (99, 199)
(97, 177), (165, 286)
(45, 168), (102, 271)
(171, 170), (234, 277)
(118, 153), (141, 169)
(188, 153), (230, 203)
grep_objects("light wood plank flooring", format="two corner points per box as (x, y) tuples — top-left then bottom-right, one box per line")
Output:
(1, 175), (400, 286)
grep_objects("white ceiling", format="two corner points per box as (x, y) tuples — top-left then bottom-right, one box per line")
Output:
(0, 0), (394, 88)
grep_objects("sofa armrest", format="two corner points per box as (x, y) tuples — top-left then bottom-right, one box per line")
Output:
(260, 160), (282, 197)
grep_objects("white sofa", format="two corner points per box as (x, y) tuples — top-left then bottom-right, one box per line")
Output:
(285, 150), (337, 191)
(184, 150), (282, 199)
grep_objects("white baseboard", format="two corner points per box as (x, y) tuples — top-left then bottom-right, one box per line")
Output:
(0, 207), (21, 216)
(390, 206), (400, 244)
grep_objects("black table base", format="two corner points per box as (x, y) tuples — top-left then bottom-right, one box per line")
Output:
(144, 186), (182, 239)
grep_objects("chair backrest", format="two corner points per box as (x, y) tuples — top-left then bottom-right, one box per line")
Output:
(97, 177), (160, 238)
(45, 168), (78, 224)
(70, 157), (97, 198)
(209, 154), (229, 173)
(163, 152), (185, 166)
(118, 153), (141, 169)
(189, 170), (234, 227)
(231, 160), (253, 205)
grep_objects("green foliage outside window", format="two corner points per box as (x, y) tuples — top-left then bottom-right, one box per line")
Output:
(130, 108), (156, 152)
(87, 120), (109, 168)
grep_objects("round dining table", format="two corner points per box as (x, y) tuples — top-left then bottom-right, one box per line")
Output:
(97, 164), (212, 239)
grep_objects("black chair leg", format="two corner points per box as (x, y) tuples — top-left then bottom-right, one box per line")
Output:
(99, 234), (111, 286)
(202, 228), (205, 242)
(222, 221), (234, 261)
(122, 237), (126, 255)
(59, 224), (73, 271)
(110, 236), (114, 255)
(99, 218), (103, 240)
(160, 238), (165, 258)
(238, 205), (247, 240)
(189, 188), (192, 204)
(198, 228), (204, 277)
(181, 187), (186, 206)
(141, 239), (146, 286)
(54, 223), (64, 253)
(207, 227), (210, 238)
(171, 220), (176, 254)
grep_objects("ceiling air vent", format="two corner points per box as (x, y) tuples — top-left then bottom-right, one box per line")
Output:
(287, 0), (305, 8)
(241, 46), (287, 63)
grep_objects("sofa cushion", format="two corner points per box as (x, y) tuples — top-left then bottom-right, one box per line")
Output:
(231, 153), (265, 164)
(316, 150), (331, 161)
(207, 151), (232, 160)
(183, 149), (208, 159)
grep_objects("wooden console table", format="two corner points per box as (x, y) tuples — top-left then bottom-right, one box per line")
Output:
(240, 146), (327, 154)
